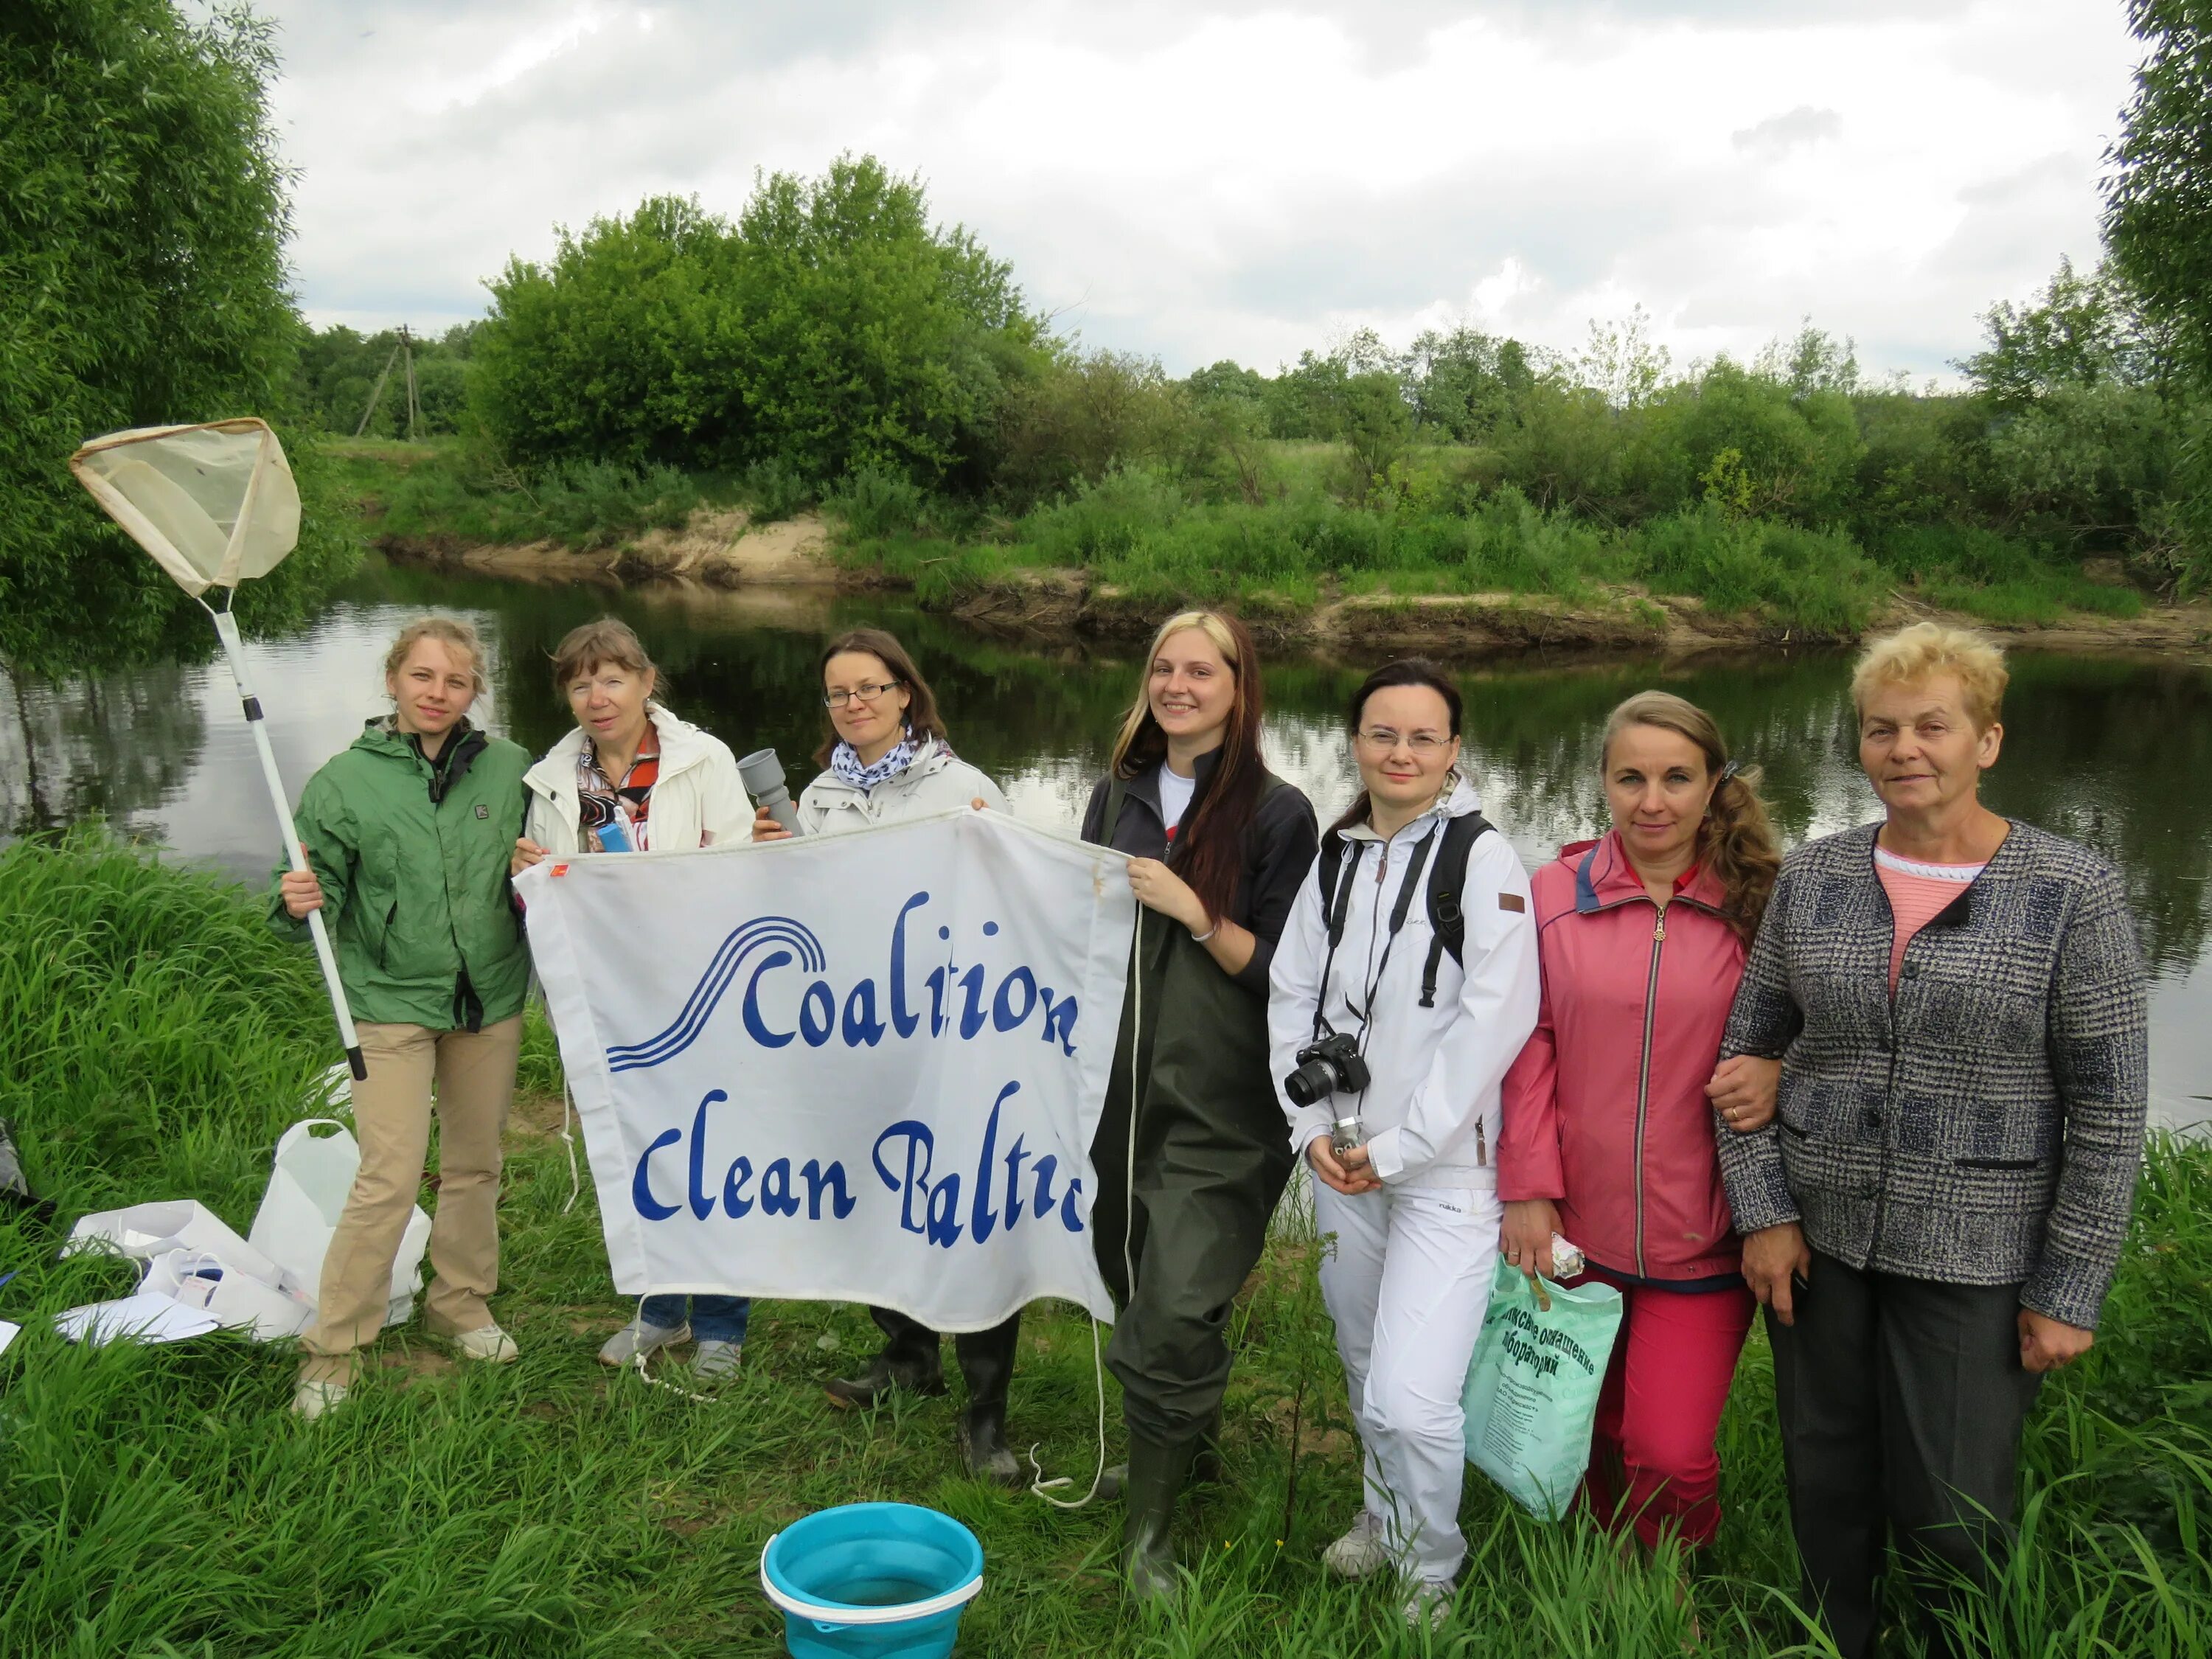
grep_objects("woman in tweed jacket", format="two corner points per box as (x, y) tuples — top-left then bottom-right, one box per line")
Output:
(1715, 622), (2146, 1659)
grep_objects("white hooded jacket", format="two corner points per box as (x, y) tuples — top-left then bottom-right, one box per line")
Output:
(523, 705), (754, 855)
(796, 737), (1008, 835)
(1267, 773), (1540, 1189)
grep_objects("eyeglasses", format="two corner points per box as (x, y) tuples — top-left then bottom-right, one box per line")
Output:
(1356, 728), (1450, 754)
(823, 681), (902, 710)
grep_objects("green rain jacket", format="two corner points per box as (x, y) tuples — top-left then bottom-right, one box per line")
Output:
(269, 717), (532, 1031)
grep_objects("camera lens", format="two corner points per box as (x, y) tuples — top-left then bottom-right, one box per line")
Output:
(1284, 1059), (1334, 1107)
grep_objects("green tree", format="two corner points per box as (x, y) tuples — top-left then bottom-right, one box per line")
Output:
(473, 195), (745, 468)
(0, 0), (356, 669)
(732, 155), (1045, 487)
(1960, 259), (2166, 406)
(2106, 0), (2212, 377)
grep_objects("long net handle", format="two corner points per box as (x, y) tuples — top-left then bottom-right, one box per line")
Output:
(211, 610), (367, 1081)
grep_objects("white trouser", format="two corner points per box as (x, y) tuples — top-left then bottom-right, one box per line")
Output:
(1313, 1179), (1503, 1585)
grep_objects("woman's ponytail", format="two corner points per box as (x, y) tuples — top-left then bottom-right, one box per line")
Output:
(1602, 692), (1781, 942)
(1700, 764), (1781, 941)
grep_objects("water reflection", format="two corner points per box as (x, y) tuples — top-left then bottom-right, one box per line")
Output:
(2, 554), (2206, 1124)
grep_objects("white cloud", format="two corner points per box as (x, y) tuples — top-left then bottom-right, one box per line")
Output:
(247, 0), (2139, 381)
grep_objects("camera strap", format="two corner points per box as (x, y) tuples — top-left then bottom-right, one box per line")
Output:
(1312, 822), (1439, 1043)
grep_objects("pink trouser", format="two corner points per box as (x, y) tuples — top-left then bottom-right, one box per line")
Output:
(1579, 1272), (1756, 1549)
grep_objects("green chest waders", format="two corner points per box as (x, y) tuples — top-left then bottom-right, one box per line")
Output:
(1091, 775), (1298, 1448)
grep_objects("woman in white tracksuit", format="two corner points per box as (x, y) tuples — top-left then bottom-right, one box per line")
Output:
(1268, 658), (1540, 1630)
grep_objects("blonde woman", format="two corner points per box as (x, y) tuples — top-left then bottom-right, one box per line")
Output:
(1717, 623), (2148, 1659)
(1081, 610), (1318, 1599)
(274, 616), (532, 1419)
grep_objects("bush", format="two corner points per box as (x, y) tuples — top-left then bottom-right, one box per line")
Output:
(737, 458), (813, 524)
(375, 451), (699, 551)
(827, 467), (932, 538)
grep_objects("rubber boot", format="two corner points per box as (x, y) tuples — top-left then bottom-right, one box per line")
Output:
(1121, 1433), (1200, 1602)
(825, 1310), (945, 1408)
(953, 1313), (1023, 1488)
(1099, 1408), (1221, 1500)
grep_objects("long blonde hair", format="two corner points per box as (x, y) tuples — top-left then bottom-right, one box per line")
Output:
(1107, 610), (1270, 924)
(1603, 691), (1780, 941)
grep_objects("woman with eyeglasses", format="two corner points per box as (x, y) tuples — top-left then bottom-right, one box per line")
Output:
(751, 627), (1018, 1481)
(1267, 658), (1540, 1630)
(1081, 610), (1318, 1600)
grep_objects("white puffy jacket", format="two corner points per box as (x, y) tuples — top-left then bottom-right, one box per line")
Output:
(523, 706), (754, 854)
(1267, 773), (1540, 1189)
(796, 738), (1008, 835)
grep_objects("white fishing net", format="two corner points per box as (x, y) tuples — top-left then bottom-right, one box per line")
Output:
(69, 418), (299, 597)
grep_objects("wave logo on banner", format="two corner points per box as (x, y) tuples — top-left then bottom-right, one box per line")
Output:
(606, 918), (826, 1072)
(518, 810), (1133, 1328)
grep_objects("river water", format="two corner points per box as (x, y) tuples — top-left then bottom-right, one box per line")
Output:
(6, 554), (2209, 1128)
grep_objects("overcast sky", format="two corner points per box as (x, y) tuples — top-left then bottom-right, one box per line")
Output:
(253, 0), (2142, 382)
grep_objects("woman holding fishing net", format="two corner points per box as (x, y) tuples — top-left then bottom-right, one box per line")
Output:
(274, 616), (533, 1419)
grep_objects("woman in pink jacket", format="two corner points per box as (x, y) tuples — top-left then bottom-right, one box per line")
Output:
(1498, 690), (1781, 1554)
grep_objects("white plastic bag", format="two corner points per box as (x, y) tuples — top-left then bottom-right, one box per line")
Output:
(63, 1199), (295, 1290)
(139, 1248), (314, 1342)
(248, 1119), (429, 1323)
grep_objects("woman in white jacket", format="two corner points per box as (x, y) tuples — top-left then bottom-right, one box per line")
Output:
(1267, 658), (1541, 1630)
(751, 626), (1019, 1483)
(512, 617), (755, 1377)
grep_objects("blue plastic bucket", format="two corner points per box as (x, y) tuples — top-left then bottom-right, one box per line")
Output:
(759, 1502), (984, 1659)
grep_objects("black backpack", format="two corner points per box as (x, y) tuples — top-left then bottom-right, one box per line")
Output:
(1315, 811), (1495, 1008)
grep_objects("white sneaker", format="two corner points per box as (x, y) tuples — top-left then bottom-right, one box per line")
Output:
(449, 1323), (519, 1364)
(692, 1339), (743, 1380)
(1402, 1576), (1457, 1631)
(292, 1380), (349, 1419)
(597, 1318), (689, 1366)
(1321, 1511), (1393, 1580)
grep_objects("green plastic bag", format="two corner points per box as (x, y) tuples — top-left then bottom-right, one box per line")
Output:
(1462, 1257), (1625, 1521)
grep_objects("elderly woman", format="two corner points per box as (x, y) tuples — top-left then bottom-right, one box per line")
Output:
(1715, 622), (2148, 1659)
(513, 617), (755, 1380)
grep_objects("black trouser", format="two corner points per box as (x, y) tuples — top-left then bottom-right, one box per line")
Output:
(868, 1304), (1022, 1407)
(1768, 1250), (2043, 1659)
(1089, 971), (1293, 1447)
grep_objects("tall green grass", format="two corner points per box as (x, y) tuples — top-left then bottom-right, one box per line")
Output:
(7, 834), (2201, 1655)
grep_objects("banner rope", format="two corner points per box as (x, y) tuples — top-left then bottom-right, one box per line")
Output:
(558, 1081), (581, 1214)
(1026, 907), (1144, 1509)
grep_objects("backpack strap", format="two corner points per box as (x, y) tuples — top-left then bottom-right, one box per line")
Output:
(1420, 810), (1495, 1007)
(1315, 830), (1351, 945)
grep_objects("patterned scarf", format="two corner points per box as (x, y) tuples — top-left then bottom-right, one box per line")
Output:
(576, 727), (660, 852)
(830, 731), (921, 790)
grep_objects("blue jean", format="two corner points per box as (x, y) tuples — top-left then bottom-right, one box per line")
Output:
(639, 1293), (750, 1344)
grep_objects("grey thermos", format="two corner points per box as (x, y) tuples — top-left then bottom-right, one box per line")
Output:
(737, 748), (801, 835)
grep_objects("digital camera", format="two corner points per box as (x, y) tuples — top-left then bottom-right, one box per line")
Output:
(1283, 1029), (1370, 1108)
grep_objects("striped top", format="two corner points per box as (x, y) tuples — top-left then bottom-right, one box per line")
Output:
(1874, 844), (1985, 990)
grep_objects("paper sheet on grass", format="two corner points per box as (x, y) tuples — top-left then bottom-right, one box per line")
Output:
(55, 1292), (223, 1345)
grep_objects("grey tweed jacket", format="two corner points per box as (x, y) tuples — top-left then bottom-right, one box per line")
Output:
(1716, 820), (2147, 1329)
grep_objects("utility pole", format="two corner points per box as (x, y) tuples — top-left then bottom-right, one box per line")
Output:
(353, 325), (420, 440)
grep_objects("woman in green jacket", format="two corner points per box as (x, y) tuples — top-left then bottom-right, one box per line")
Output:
(274, 616), (533, 1419)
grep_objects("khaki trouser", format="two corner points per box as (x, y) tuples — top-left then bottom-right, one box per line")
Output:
(299, 1016), (522, 1384)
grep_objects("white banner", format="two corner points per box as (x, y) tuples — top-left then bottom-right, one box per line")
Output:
(517, 809), (1133, 1329)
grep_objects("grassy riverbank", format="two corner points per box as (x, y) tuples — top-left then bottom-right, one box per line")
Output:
(5, 834), (2205, 1656)
(329, 439), (2206, 657)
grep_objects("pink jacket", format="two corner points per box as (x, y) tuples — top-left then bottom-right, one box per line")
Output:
(1499, 832), (1748, 1282)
